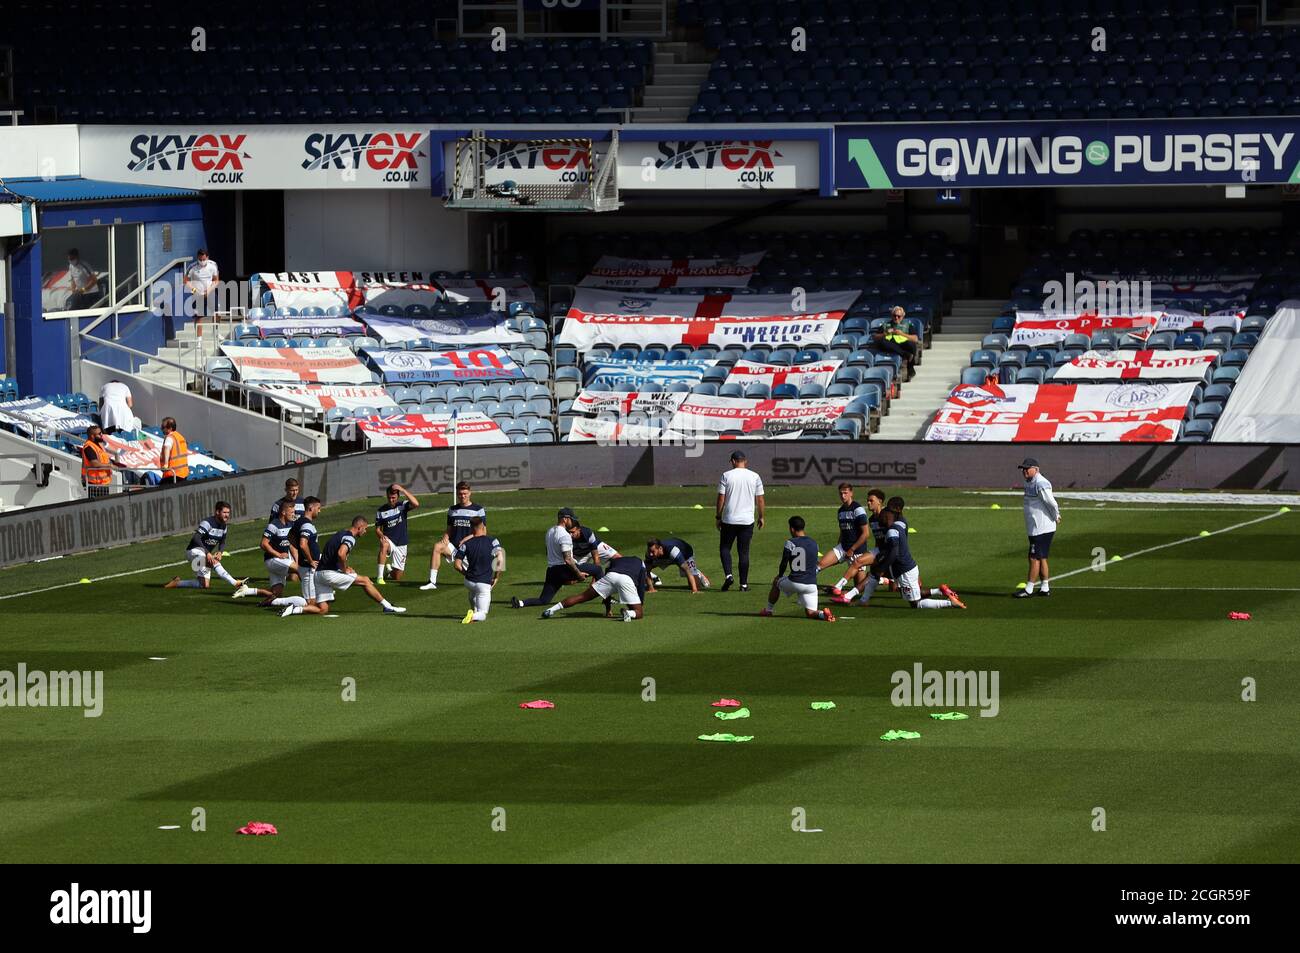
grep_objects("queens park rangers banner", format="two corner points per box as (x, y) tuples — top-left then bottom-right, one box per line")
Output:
(256, 383), (399, 415)
(219, 344), (372, 384)
(357, 413), (509, 448)
(250, 315), (367, 338)
(560, 290), (858, 350)
(1010, 312), (1160, 348)
(669, 394), (850, 436)
(583, 358), (716, 389)
(925, 380), (1198, 442)
(724, 358), (843, 390)
(362, 313), (526, 347)
(571, 390), (689, 419)
(579, 253), (765, 289)
(254, 272), (468, 312)
(364, 346), (525, 383)
(1053, 350), (1219, 382)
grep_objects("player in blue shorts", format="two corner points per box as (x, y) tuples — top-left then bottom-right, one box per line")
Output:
(374, 483), (420, 584)
(761, 516), (835, 622)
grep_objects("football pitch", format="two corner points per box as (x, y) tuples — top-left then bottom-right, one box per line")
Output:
(0, 485), (1295, 864)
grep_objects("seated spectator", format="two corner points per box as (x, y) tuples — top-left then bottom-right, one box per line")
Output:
(873, 306), (920, 378)
(99, 378), (135, 435)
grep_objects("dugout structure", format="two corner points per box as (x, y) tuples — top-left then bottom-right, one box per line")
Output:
(447, 130), (621, 212)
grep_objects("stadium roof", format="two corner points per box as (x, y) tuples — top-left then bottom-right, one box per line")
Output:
(0, 176), (200, 203)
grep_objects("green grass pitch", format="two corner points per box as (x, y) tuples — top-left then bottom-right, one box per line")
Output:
(0, 485), (1295, 863)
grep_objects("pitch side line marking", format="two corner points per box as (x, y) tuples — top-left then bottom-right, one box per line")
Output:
(1051, 510), (1287, 585)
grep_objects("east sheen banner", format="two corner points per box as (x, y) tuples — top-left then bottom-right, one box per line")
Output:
(583, 358), (716, 388)
(364, 346), (524, 383)
(1053, 350), (1219, 382)
(357, 413), (509, 448)
(255, 272), (466, 312)
(571, 391), (688, 418)
(560, 290), (858, 349)
(925, 380), (1198, 442)
(724, 358), (842, 390)
(669, 394), (850, 436)
(579, 253), (765, 289)
(220, 344), (372, 384)
(250, 316), (366, 337)
(363, 313), (526, 347)
(255, 383), (399, 415)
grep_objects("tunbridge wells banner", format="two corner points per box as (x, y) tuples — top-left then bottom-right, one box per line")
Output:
(925, 381), (1198, 442)
(560, 290), (857, 350)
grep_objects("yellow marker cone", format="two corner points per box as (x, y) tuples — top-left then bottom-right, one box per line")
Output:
(1199, 530), (1211, 537)
(597, 526), (609, 533)
(1281, 506), (1292, 514)
(79, 577), (92, 584)
(907, 527), (916, 534)
(1016, 582), (1027, 589)
(693, 504), (704, 509)
(1110, 555), (1123, 562)
(990, 503), (1001, 510)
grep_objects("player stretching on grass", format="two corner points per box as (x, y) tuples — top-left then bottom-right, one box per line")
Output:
(541, 555), (649, 622)
(282, 517), (405, 616)
(422, 481), (484, 591)
(231, 500), (297, 605)
(645, 537), (710, 593)
(164, 501), (247, 591)
(760, 516), (835, 622)
(858, 500), (965, 610)
(375, 483), (420, 584)
(455, 516), (504, 624)
(819, 482), (873, 577)
(265, 496), (323, 612)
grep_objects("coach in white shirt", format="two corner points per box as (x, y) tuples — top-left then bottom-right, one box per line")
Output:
(1016, 457), (1061, 599)
(716, 450), (765, 592)
(512, 507), (588, 607)
(184, 248), (220, 316)
(98, 378), (136, 434)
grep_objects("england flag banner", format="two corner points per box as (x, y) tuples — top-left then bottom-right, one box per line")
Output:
(255, 272), (462, 312)
(362, 313), (526, 346)
(219, 344), (372, 384)
(583, 358), (717, 388)
(1010, 312), (1160, 348)
(924, 380), (1198, 442)
(364, 346), (524, 383)
(724, 358), (843, 390)
(579, 252), (765, 289)
(0, 397), (97, 435)
(1053, 350), (1219, 382)
(571, 390), (689, 418)
(669, 394), (850, 435)
(256, 383), (399, 415)
(250, 315), (366, 337)
(357, 413), (509, 448)
(560, 290), (858, 350)
(566, 418), (690, 443)
(103, 431), (235, 477)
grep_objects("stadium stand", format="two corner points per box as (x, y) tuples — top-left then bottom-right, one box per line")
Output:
(680, 0), (1300, 123)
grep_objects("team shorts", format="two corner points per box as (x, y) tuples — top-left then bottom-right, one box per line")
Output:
(678, 556), (701, 577)
(465, 580), (492, 615)
(385, 543), (408, 571)
(777, 576), (819, 610)
(1028, 532), (1055, 559)
(314, 569), (356, 604)
(830, 544), (869, 565)
(265, 556), (294, 588)
(896, 566), (922, 602)
(592, 571), (641, 606)
(187, 547), (211, 580)
(300, 567), (317, 601)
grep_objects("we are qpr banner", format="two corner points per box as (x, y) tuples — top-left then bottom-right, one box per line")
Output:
(669, 394), (850, 435)
(256, 383), (399, 415)
(571, 390), (688, 418)
(1054, 350), (1218, 382)
(560, 290), (858, 349)
(724, 358), (842, 390)
(220, 344), (372, 384)
(925, 380), (1198, 442)
(364, 346), (524, 383)
(363, 313), (526, 347)
(357, 413), (509, 448)
(579, 252), (765, 289)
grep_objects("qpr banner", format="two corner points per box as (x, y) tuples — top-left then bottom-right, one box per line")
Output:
(571, 390), (689, 418)
(358, 413), (509, 448)
(560, 290), (858, 349)
(364, 346), (525, 383)
(724, 358), (843, 390)
(1010, 312), (1159, 348)
(579, 252), (765, 289)
(925, 380), (1198, 442)
(1054, 350), (1219, 382)
(669, 394), (850, 435)
(362, 313), (526, 347)
(583, 358), (716, 388)
(219, 344), (372, 384)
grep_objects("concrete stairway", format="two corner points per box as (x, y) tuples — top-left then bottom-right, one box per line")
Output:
(631, 40), (712, 122)
(944, 298), (1006, 336)
(131, 321), (227, 390)
(872, 332), (985, 440)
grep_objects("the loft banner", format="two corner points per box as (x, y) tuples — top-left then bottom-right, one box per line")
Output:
(837, 117), (1300, 189)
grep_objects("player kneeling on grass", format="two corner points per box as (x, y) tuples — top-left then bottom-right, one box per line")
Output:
(455, 516), (504, 624)
(375, 483), (420, 585)
(262, 497), (323, 613)
(859, 502), (965, 610)
(165, 501), (247, 591)
(645, 537), (709, 593)
(761, 516), (835, 622)
(282, 517), (406, 616)
(541, 555), (649, 622)
(231, 500), (298, 604)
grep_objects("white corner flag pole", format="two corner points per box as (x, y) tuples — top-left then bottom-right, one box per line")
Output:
(449, 407), (459, 496)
